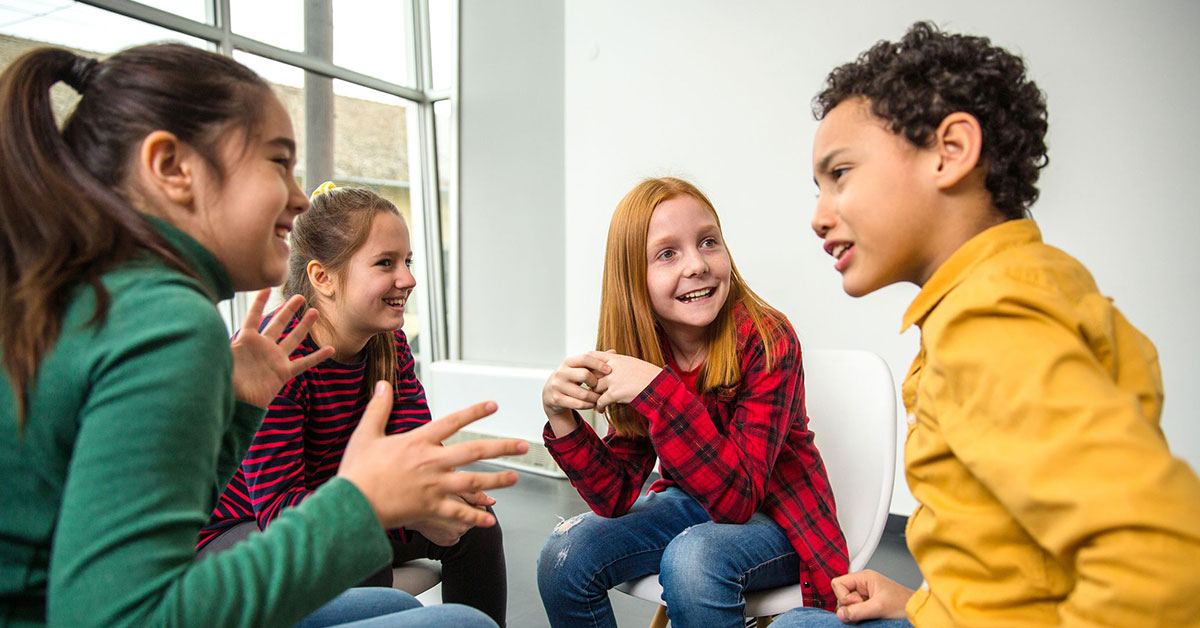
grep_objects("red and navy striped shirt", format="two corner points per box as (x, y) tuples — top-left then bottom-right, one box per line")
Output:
(198, 313), (428, 549)
(544, 305), (849, 610)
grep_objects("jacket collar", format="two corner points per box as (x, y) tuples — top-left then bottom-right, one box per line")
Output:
(901, 219), (1042, 333)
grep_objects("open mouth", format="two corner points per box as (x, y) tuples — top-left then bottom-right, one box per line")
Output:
(383, 297), (406, 309)
(831, 242), (852, 260)
(676, 287), (715, 303)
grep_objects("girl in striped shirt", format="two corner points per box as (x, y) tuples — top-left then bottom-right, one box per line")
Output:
(201, 184), (508, 626)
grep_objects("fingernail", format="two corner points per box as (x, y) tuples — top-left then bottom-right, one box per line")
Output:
(485, 401), (498, 412)
(375, 380), (388, 396)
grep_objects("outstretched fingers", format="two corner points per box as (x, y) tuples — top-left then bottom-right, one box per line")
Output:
(239, 288), (272, 333)
(436, 497), (499, 528)
(441, 468), (520, 497)
(287, 344), (335, 376)
(459, 490), (495, 508)
(260, 293), (307, 341)
(416, 401), (500, 443)
(280, 308), (334, 373)
(438, 437), (528, 469)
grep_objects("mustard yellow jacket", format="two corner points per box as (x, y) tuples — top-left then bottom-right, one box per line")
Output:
(901, 219), (1200, 627)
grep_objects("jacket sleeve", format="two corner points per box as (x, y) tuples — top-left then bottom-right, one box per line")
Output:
(630, 325), (802, 523)
(47, 282), (390, 628)
(544, 415), (657, 517)
(928, 293), (1200, 627)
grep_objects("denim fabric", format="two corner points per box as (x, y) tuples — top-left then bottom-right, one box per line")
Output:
(294, 587), (496, 628)
(537, 487), (798, 628)
(770, 607), (912, 628)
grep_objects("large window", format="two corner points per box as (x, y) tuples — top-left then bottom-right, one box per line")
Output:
(0, 0), (458, 369)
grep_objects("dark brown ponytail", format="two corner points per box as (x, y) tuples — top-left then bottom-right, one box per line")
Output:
(0, 44), (271, 426)
(284, 187), (403, 391)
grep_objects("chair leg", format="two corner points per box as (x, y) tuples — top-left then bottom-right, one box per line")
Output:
(648, 604), (669, 628)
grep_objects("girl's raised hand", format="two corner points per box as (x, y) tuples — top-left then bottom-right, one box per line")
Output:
(231, 289), (335, 407)
(590, 350), (663, 414)
(339, 382), (528, 529)
(542, 353), (611, 419)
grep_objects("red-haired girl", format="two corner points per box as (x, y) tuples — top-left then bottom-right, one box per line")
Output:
(536, 177), (848, 627)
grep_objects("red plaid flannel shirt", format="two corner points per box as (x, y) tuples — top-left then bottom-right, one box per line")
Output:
(544, 307), (848, 609)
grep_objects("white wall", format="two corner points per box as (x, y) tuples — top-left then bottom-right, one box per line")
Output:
(459, 0), (565, 366)
(561, 0), (1200, 515)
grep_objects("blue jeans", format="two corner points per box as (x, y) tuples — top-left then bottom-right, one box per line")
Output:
(537, 487), (798, 628)
(770, 607), (912, 628)
(295, 587), (497, 628)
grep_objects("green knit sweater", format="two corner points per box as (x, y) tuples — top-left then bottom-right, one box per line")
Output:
(0, 217), (390, 627)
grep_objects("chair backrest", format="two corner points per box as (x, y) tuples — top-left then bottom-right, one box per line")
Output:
(802, 349), (896, 571)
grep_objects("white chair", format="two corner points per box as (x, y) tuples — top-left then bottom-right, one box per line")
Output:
(614, 349), (897, 627)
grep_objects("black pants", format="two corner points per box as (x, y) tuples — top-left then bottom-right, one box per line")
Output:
(359, 510), (507, 627)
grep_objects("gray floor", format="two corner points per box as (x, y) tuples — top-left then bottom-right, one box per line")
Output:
(460, 463), (922, 628)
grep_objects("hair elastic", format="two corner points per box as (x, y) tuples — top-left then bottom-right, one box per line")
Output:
(310, 181), (337, 201)
(64, 55), (98, 94)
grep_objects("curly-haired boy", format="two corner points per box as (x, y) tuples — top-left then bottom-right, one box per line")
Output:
(773, 21), (1200, 628)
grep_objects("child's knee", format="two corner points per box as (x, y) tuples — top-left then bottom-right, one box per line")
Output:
(434, 603), (499, 628)
(461, 511), (504, 552)
(659, 524), (727, 588)
(536, 514), (589, 584)
(661, 522), (717, 563)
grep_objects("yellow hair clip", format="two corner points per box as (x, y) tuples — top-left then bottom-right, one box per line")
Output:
(310, 181), (337, 201)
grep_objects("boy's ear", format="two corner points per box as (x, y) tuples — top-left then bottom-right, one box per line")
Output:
(307, 260), (335, 297)
(136, 130), (197, 208)
(932, 112), (984, 190)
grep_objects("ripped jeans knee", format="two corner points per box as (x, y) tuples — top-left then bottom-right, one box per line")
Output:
(536, 511), (602, 600)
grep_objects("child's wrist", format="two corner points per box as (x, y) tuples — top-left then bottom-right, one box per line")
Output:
(546, 410), (579, 437)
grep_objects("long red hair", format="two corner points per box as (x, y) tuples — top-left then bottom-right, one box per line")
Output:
(597, 177), (784, 436)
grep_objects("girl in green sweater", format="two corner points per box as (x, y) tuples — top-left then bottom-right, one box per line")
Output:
(0, 44), (525, 628)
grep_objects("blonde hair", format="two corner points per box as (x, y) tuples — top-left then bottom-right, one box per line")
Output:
(283, 186), (403, 390)
(598, 177), (783, 436)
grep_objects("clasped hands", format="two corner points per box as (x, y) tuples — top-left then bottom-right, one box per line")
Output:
(542, 350), (663, 424)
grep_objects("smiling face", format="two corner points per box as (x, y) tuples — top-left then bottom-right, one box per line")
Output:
(644, 194), (732, 343)
(811, 98), (944, 297)
(328, 211), (416, 342)
(192, 93), (308, 290)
